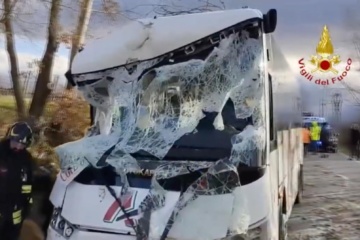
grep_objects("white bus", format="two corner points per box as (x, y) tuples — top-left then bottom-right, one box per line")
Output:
(47, 7), (303, 240)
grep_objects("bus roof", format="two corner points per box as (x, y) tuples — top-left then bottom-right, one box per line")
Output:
(302, 116), (327, 123)
(72, 8), (263, 74)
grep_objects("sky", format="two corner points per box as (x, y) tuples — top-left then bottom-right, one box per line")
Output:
(1, 0), (360, 122)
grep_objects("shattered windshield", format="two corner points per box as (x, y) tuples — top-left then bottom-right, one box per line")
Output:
(57, 25), (266, 238)
(58, 28), (265, 169)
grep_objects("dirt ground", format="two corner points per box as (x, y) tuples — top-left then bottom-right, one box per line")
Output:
(288, 152), (360, 240)
(20, 219), (44, 240)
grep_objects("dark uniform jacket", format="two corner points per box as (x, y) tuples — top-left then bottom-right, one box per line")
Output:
(350, 128), (360, 145)
(0, 139), (33, 219)
(320, 127), (331, 145)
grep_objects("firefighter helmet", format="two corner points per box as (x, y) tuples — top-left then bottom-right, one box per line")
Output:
(6, 122), (33, 147)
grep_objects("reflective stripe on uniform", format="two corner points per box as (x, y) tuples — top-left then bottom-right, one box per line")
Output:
(22, 185), (32, 194)
(12, 210), (22, 224)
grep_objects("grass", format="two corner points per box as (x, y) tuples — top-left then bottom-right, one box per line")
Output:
(0, 95), (23, 134)
(0, 95), (58, 125)
(0, 95), (31, 109)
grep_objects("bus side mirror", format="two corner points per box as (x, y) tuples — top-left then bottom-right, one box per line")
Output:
(263, 9), (277, 34)
(65, 69), (76, 86)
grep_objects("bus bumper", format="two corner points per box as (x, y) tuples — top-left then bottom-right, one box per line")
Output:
(47, 226), (135, 240)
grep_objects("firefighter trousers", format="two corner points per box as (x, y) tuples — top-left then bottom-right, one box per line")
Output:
(0, 210), (23, 240)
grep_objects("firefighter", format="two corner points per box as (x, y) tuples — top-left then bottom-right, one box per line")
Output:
(302, 125), (311, 157)
(349, 123), (360, 160)
(320, 123), (331, 158)
(0, 122), (34, 240)
(310, 121), (321, 154)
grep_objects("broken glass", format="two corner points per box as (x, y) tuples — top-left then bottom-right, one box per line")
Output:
(56, 29), (265, 238)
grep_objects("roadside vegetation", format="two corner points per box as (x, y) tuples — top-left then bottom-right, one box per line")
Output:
(0, 92), (89, 176)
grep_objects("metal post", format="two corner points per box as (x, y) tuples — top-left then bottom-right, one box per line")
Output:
(332, 92), (342, 127)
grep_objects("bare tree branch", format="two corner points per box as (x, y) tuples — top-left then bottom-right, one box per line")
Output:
(65, 0), (93, 89)
(1, 0), (26, 118)
(153, 0), (225, 16)
(101, 0), (120, 21)
(340, 5), (360, 107)
(0, 0), (20, 24)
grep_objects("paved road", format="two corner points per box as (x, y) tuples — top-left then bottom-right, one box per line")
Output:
(288, 152), (360, 240)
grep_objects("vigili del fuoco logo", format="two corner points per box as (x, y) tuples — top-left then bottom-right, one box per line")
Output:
(298, 25), (352, 85)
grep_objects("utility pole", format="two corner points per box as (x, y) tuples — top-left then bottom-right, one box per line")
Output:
(321, 99), (326, 117)
(294, 97), (301, 111)
(332, 92), (342, 127)
(318, 86), (327, 117)
(297, 97), (302, 112)
(319, 97), (326, 117)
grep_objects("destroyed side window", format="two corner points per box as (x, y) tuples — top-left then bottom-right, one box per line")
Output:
(90, 105), (95, 125)
(269, 74), (276, 150)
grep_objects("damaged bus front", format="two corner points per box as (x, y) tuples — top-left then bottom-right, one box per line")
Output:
(48, 8), (279, 240)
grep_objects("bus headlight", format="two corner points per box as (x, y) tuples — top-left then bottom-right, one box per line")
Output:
(53, 209), (60, 218)
(49, 208), (76, 239)
(58, 220), (66, 230)
(65, 226), (74, 238)
(50, 219), (57, 228)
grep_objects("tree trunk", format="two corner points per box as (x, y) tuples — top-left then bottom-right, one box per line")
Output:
(3, 0), (26, 119)
(66, 0), (93, 90)
(28, 0), (62, 119)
